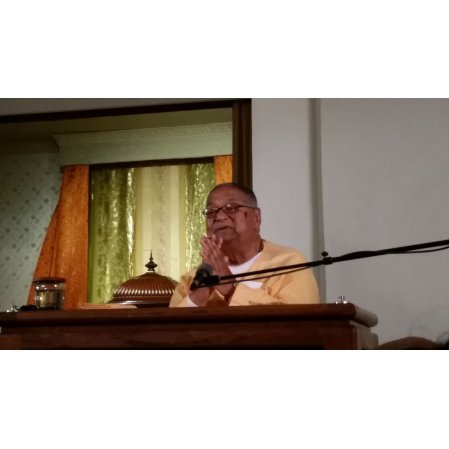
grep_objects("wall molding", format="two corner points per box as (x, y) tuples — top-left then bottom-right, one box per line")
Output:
(54, 122), (232, 166)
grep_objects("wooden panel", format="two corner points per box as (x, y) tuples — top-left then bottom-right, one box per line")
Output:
(0, 303), (378, 350)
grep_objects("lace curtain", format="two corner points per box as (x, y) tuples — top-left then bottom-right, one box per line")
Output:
(135, 163), (216, 277)
(134, 165), (187, 282)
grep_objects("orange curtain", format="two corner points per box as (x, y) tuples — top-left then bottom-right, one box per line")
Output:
(214, 155), (233, 184)
(28, 165), (89, 309)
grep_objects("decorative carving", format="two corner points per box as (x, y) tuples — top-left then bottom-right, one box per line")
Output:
(54, 122), (232, 145)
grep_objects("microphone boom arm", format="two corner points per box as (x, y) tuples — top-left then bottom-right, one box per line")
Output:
(197, 238), (449, 288)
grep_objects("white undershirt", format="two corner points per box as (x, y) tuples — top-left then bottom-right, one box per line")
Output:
(186, 251), (263, 306)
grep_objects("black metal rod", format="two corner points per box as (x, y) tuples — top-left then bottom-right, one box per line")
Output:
(200, 238), (449, 287)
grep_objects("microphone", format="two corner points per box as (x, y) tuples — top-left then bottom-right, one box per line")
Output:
(190, 263), (213, 291)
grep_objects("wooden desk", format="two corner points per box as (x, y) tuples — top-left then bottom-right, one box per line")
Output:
(0, 303), (378, 349)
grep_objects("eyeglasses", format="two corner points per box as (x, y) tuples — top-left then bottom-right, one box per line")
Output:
(202, 203), (258, 219)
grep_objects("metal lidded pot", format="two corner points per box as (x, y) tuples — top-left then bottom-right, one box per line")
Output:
(33, 277), (66, 309)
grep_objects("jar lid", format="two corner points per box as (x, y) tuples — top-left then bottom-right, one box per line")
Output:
(33, 277), (66, 283)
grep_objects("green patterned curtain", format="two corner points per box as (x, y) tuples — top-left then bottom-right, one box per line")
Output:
(88, 168), (136, 303)
(87, 162), (214, 301)
(185, 163), (215, 271)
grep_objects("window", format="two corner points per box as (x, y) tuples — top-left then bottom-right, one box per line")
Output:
(0, 99), (251, 308)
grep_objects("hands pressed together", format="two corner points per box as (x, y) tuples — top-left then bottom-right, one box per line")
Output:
(189, 234), (236, 306)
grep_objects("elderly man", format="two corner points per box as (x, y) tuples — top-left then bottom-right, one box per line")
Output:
(169, 183), (320, 307)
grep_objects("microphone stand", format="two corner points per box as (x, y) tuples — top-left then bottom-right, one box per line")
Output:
(197, 238), (449, 288)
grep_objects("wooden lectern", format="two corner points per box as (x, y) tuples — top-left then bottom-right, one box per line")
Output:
(0, 303), (378, 349)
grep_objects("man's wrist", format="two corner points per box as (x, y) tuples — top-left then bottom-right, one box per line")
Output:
(219, 284), (237, 302)
(189, 287), (211, 307)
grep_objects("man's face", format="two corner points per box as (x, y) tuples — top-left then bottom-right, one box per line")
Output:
(205, 186), (261, 243)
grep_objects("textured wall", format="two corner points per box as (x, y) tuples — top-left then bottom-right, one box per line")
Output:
(0, 152), (61, 311)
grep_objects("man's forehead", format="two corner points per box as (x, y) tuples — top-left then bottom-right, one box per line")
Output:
(207, 187), (246, 205)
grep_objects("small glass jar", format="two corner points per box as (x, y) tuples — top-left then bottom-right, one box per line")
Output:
(33, 277), (66, 310)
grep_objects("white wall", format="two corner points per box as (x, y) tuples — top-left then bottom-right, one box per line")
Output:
(252, 99), (317, 260)
(253, 98), (449, 344)
(319, 99), (449, 344)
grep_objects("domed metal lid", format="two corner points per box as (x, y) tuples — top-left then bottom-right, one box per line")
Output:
(109, 254), (177, 308)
